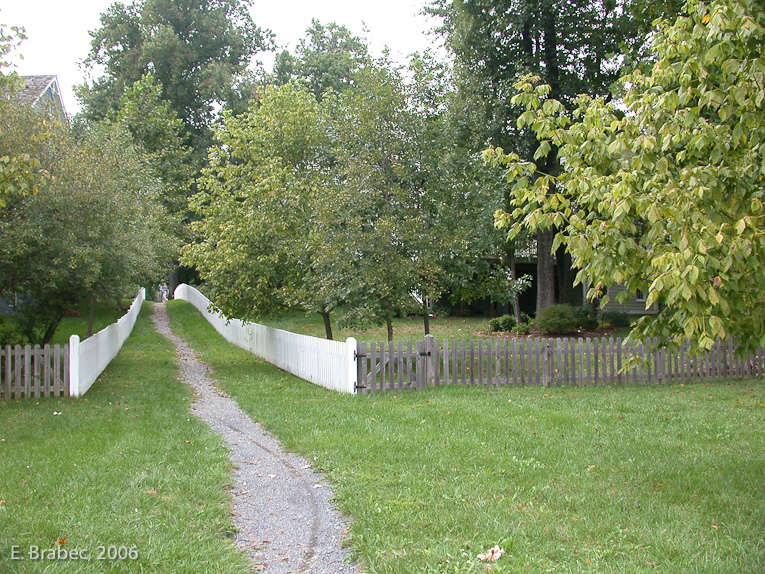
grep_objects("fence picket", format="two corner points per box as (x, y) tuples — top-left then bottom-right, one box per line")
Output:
(0, 344), (69, 400)
(351, 333), (763, 394)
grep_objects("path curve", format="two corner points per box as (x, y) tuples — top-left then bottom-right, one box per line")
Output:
(151, 302), (359, 574)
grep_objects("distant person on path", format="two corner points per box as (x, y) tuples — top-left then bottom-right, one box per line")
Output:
(159, 282), (169, 302)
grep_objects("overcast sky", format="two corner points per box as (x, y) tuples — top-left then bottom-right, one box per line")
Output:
(2, 0), (443, 115)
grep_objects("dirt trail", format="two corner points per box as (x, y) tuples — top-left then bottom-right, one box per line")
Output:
(151, 302), (358, 574)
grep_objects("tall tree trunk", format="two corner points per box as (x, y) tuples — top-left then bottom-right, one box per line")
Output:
(536, 228), (556, 313)
(556, 245), (574, 305)
(423, 303), (430, 336)
(386, 312), (394, 342)
(319, 308), (333, 340)
(87, 296), (97, 337)
(510, 250), (521, 323)
(541, 2), (561, 100)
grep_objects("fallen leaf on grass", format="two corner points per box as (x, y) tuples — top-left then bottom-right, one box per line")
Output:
(477, 546), (504, 562)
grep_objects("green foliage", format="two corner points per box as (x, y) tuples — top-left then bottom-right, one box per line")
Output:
(114, 73), (194, 216)
(534, 304), (578, 334)
(600, 310), (631, 329)
(0, 27), (52, 209)
(572, 305), (599, 330)
(0, 103), (174, 344)
(183, 82), (336, 329)
(512, 321), (533, 335)
(273, 19), (370, 99)
(429, 0), (669, 313)
(491, 0), (765, 354)
(77, 0), (271, 158)
(489, 314), (517, 332)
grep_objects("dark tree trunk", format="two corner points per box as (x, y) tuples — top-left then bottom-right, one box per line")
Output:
(423, 304), (431, 336)
(556, 246), (574, 305)
(536, 228), (556, 313)
(386, 313), (394, 342)
(41, 311), (66, 346)
(87, 296), (97, 337)
(320, 308), (333, 340)
(510, 250), (521, 323)
(541, 3), (561, 100)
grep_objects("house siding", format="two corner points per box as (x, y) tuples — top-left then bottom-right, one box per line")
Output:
(603, 284), (657, 315)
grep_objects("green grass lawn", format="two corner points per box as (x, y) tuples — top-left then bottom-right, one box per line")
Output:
(252, 309), (634, 343)
(260, 309), (503, 342)
(49, 299), (131, 345)
(167, 299), (765, 574)
(0, 299), (128, 347)
(0, 302), (250, 573)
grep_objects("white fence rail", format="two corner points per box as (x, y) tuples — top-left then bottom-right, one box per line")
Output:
(174, 284), (356, 394)
(69, 288), (145, 397)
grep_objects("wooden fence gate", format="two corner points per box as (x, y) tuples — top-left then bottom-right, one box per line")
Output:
(356, 335), (765, 393)
(1, 344), (70, 399)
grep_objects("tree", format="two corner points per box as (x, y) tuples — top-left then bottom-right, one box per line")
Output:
(273, 20), (370, 99)
(113, 73), (194, 217)
(489, 0), (765, 354)
(428, 0), (678, 313)
(77, 0), (271, 160)
(0, 24), (52, 208)
(182, 82), (340, 335)
(0, 108), (174, 345)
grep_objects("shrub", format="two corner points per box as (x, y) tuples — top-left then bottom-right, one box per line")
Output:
(572, 306), (598, 330)
(599, 310), (631, 328)
(535, 304), (578, 334)
(489, 314), (517, 332)
(512, 322), (532, 335)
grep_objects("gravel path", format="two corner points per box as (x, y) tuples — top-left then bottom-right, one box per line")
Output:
(152, 303), (359, 574)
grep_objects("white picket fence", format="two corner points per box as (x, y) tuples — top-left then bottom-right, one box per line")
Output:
(174, 284), (357, 394)
(69, 288), (145, 397)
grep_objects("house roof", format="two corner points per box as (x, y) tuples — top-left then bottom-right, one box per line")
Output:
(18, 75), (67, 119)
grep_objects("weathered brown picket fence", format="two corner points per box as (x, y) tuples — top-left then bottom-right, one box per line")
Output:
(355, 336), (765, 392)
(0, 344), (70, 399)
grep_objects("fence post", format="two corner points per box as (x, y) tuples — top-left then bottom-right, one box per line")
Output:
(425, 334), (437, 387)
(68, 334), (80, 398)
(542, 341), (553, 387)
(346, 337), (358, 394)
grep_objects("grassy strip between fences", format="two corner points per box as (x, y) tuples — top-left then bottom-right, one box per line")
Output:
(167, 299), (765, 574)
(0, 301), (250, 573)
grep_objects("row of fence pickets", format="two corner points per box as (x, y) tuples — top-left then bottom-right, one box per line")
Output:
(1, 344), (70, 399)
(355, 337), (765, 392)
(3, 335), (764, 399)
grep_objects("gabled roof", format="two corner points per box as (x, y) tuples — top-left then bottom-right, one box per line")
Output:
(19, 75), (67, 120)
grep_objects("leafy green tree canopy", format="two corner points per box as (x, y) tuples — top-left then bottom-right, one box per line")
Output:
(273, 20), (370, 99)
(488, 0), (765, 353)
(77, 0), (271, 156)
(182, 82), (332, 323)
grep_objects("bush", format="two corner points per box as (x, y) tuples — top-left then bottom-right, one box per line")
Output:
(572, 306), (599, 330)
(535, 304), (578, 334)
(489, 314), (517, 332)
(512, 322), (532, 335)
(599, 310), (631, 328)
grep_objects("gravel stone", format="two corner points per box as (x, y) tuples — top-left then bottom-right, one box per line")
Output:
(152, 303), (360, 574)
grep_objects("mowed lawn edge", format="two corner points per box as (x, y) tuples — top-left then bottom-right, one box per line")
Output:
(0, 301), (251, 573)
(166, 300), (765, 574)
